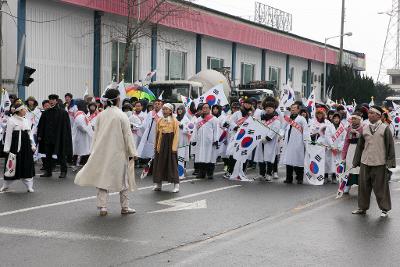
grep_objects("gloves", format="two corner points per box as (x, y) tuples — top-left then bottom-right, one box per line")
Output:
(222, 122), (230, 128)
(213, 141), (219, 149)
(191, 142), (197, 146)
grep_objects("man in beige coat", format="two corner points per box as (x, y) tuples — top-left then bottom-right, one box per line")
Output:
(75, 89), (137, 216)
(352, 105), (395, 218)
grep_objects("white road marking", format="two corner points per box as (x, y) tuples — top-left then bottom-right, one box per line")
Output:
(0, 179), (200, 217)
(0, 226), (131, 243)
(149, 185), (242, 213)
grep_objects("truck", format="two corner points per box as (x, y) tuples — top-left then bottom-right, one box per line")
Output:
(233, 81), (276, 102)
(149, 70), (232, 105)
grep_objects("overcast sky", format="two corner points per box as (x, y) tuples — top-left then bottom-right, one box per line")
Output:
(195, 0), (393, 82)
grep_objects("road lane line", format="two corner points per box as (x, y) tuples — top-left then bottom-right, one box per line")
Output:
(0, 226), (131, 242)
(0, 179), (200, 217)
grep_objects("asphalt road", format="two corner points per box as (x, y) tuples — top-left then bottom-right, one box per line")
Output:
(1, 144), (400, 266)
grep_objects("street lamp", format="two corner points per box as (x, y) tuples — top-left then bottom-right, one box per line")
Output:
(323, 32), (352, 100)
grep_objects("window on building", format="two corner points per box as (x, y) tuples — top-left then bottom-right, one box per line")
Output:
(269, 66), (281, 89)
(207, 57), (224, 70)
(165, 50), (187, 80)
(241, 63), (255, 84)
(111, 41), (136, 83)
(288, 67), (294, 84)
(302, 70), (308, 97)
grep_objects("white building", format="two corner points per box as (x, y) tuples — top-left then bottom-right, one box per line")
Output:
(1, 0), (366, 102)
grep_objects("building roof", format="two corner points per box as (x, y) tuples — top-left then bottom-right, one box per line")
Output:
(60, 0), (365, 68)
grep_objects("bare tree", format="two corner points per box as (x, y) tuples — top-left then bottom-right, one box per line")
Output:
(108, 0), (194, 82)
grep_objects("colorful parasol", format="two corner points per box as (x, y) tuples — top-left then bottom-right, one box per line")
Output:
(125, 85), (156, 101)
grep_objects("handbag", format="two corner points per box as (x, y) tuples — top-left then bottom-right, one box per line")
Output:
(4, 130), (21, 178)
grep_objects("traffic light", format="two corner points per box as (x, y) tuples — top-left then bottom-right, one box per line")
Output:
(22, 66), (36, 87)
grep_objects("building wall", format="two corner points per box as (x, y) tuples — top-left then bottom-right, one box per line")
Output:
(236, 44), (262, 85)
(201, 36), (232, 70)
(2, 0), (18, 91)
(25, 0), (94, 101)
(101, 14), (152, 93)
(266, 51), (287, 89)
(311, 61), (324, 100)
(289, 56), (308, 97)
(157, 26), (196, 81)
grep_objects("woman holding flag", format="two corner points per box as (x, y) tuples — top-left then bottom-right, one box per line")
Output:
(254, 101), (281, 181)
(152, 103), (180, 192)
(341, 111), (363, 194)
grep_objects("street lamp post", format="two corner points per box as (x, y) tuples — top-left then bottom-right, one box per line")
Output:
(323, 32), (352, 101)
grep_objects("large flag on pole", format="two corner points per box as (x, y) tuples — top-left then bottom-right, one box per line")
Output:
(194, 84), (228, 107)
(306, 89), (316, 119)
(118, 80), (126, 101)
(279, 84), (295, 109)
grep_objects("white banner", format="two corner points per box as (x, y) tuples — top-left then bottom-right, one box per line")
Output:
(232, 117), (265, 161)
(304, 144), (325, 185)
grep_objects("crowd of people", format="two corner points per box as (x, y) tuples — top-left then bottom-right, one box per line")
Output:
(0, 88), (396, 217)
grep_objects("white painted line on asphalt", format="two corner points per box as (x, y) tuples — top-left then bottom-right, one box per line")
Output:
(149, 185), (242, 214)
(0, 179), (200, 217)
(0, 226), (131, 243)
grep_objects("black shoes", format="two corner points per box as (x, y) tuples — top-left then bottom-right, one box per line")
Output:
(283, 180), (293, 184)
(59, 172), (67, 179)
(40, 172), (52, 178)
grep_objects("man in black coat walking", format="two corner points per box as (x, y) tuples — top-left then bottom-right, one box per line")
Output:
(37, 94), (73, 178)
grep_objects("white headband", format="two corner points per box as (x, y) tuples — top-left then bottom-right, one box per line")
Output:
(351, 115), (362, 121)
(370, 107), (382, 116)
(15, 105), (27, 112)
(163, 103), (174, 112)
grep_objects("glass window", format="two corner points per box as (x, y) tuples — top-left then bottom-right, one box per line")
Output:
(288, 67), (294, 83)
(149, 84), (190, 103)
(165, 50), (187, 80)
(269, 66), (281, 89)
(241, 63), (255, 84)
(302, 70), (308, 84)
(207, 57), (224, 70)
(111, 41), (136, 83)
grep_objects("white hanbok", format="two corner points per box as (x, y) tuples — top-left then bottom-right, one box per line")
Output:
(136, 109), (162, 159)
(191, 115), (219, 163)
(72, 111), (93, 156)
(281, 115), (310, 167)
(178, 115), (191, 162)
(128, 113), (143, 148)
(254, 115), (281, 163)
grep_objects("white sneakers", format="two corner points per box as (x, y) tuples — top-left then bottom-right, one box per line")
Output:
(0, 185), (9, 192)
(172, 184), (180, 193)
(273, 173), (279, 179)
(265, 175), (272, 182)
(380, 211), (389, 218)
(121, 208), (136, 215)
(153, 183), (162, 191)
(153, 183), (179, 193)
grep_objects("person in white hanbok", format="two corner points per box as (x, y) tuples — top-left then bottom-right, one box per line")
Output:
(329, 113), (346, 183)
(25, 97), (42, 141)
(87, 102), (100, 131)
(136, 100), (163, 160)
(132, 101), (146, 147)
(225, 100), (254, 178)
(310, 108), (336, 184)
(74, 89), (137, 216)
(176, 106), (191, 164)
(122, 103), (142, 148)
(211, 105), (226, 158)
(254, 101), (281, 181)
(72, 100), (93, 167)
(191, 103), (219, 179)
(281, 103), (310, 184)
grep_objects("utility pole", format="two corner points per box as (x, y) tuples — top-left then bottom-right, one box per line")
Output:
(0, 1), (5, 91)
(339, 0), (345, 66)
